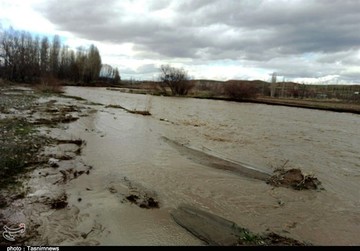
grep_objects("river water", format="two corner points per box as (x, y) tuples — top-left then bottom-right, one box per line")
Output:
(33, 86), (360, 245)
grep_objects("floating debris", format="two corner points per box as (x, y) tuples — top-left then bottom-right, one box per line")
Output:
(267, 168), (323, 190)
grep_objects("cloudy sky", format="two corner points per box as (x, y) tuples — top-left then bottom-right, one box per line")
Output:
(1, 0), (360, 84)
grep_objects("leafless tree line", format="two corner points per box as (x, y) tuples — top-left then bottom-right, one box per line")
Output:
(0, 27), (119, 84)
(99, 64), (121, 84)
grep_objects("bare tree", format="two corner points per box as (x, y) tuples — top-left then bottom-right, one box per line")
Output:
(270, 72), (277, 97)
(75, 47), (86, 82)
(159, 64), (193, 95)
(99, 64), (121, 84)
(50, 35), (61, 77)
(84, 44), (101, 83)
(40, 36), (50, 76)
(100, 64), (114, 79)
(113, 67), (121, 84)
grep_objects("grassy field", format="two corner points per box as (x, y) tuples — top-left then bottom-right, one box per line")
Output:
(251, 96), (360, 114)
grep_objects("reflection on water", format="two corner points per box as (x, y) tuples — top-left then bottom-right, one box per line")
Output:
(31, 86), (360, 245)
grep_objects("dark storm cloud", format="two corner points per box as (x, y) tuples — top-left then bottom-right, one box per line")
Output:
(38, 0), (360, 81)
(40, 0), (360, 57)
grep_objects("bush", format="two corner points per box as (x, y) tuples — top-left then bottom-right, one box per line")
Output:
(34, 76), (64, 93)
(224, 82), (258, 100)
(159, 64), (194, 96)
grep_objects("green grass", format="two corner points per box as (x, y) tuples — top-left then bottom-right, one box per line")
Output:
(230, 224), (265, 245)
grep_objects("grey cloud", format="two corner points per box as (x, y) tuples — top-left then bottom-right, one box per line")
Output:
(136, 64), (159, 74)
(316, 50), (358, 64)
(174, 0), (360, 55)
(39, 0), (117, 29)
(40, 0), (360, 57)
(37, 0), (360, 82)
(340, 69), (360, 81)
(120, 64), (158, 75)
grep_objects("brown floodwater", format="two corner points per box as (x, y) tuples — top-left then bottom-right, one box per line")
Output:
(23, 87), (360, 245)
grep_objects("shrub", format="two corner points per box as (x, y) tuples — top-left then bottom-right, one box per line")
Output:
(34, 75), (64, 93)
(159, 64), (194, 96)
(224, 82), (258, 100)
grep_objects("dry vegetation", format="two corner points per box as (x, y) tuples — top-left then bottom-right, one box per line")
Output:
(34, 76), (64, 94)
(223, 81), (258, 100)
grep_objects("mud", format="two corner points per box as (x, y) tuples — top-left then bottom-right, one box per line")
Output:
(0, 86), (104, 246)
(108, 177), (160, 209)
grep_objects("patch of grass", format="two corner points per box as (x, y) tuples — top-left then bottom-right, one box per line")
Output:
(34, 76), (64, 94)
(231, 224), (265, 245)
(0, 118), (45, 189)
(231, 224), (308, 246)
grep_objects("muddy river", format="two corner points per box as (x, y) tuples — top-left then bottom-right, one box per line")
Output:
(20, 87), (360, 245)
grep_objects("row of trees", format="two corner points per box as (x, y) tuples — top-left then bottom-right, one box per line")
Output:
(0, 27), (120, 84)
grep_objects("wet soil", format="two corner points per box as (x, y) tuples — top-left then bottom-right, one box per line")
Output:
(109, 177), (160, 209)
(0, 85), (96, 245)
